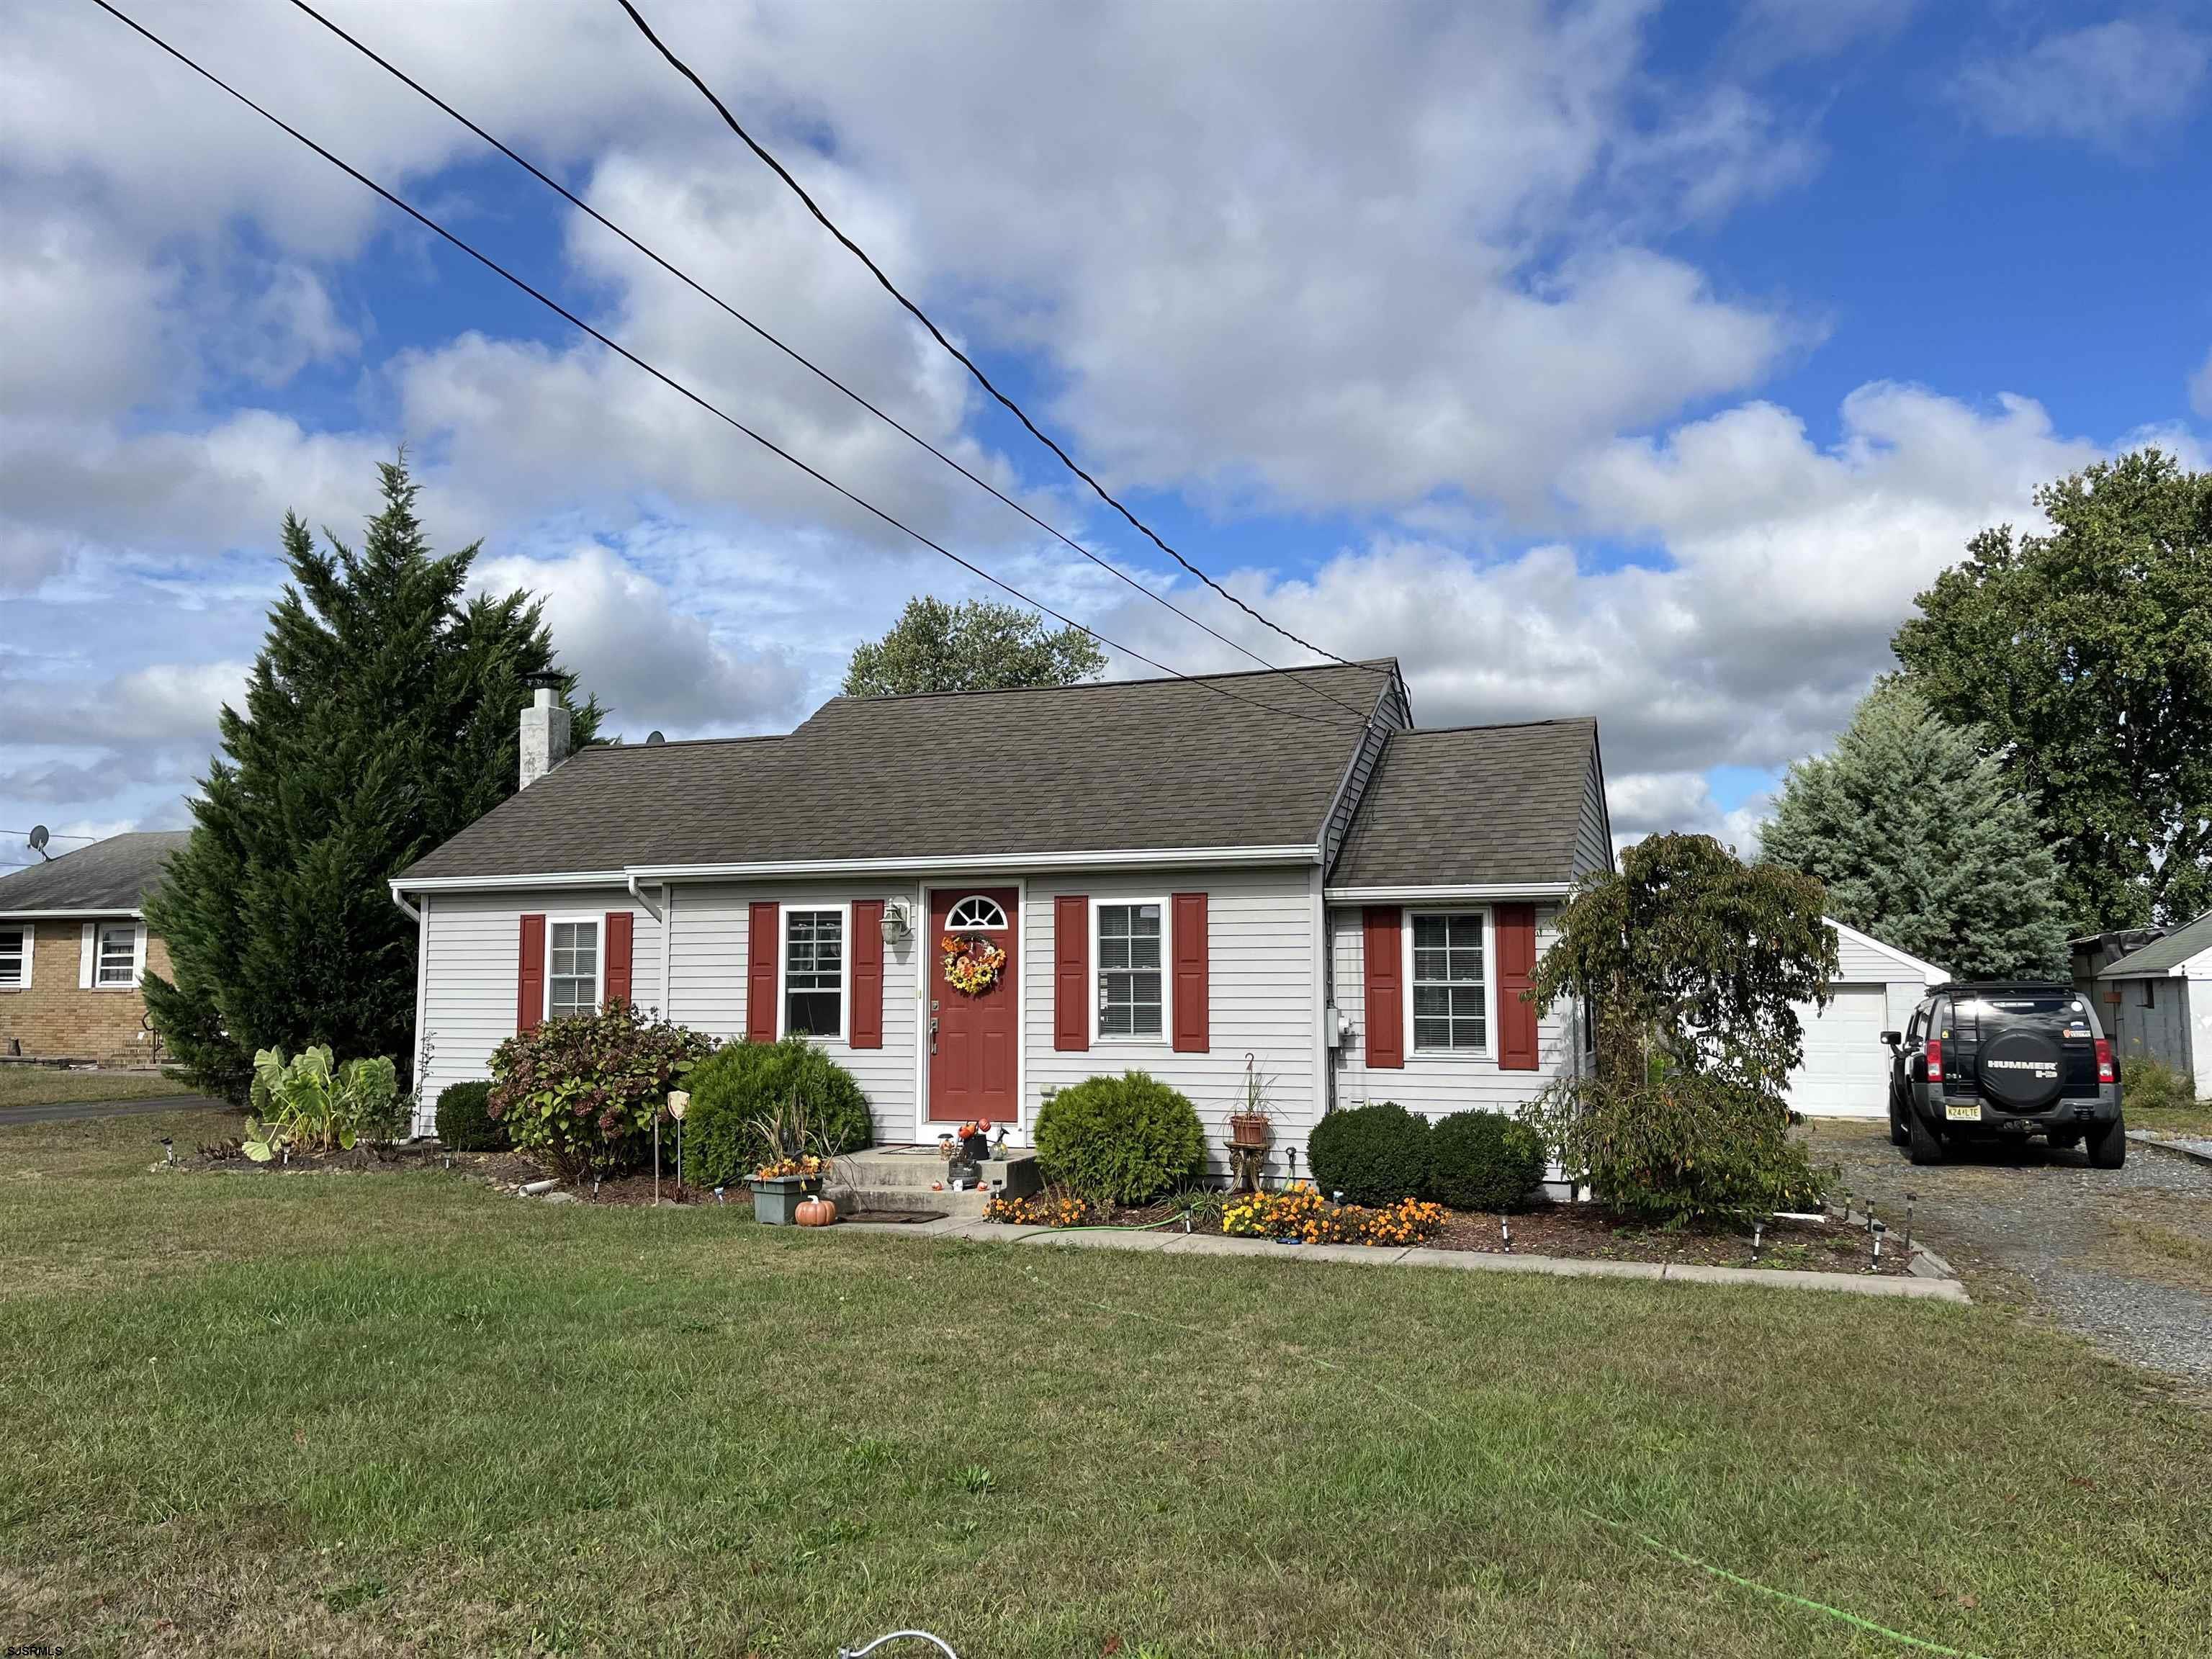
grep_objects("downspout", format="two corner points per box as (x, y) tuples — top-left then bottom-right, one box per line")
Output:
(391, 886), (421, 924)
(626, 871), (664, 922)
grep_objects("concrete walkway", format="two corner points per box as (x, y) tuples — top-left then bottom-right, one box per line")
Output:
(830, 1213), (1972, 1303)
(0, 1094), (221, 1127)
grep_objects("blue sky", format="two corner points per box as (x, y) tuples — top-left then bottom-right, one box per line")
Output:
(3, 0), (2208, 868)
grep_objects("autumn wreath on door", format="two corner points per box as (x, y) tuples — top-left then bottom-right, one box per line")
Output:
(940, 932), (1007, 994)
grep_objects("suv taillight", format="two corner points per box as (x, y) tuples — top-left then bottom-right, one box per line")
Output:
(1927, 1037), (1943, 1082)
(2095, 1038), (2115, 1084)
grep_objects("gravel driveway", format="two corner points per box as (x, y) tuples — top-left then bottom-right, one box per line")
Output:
(1806, 1118), (2212, 1390)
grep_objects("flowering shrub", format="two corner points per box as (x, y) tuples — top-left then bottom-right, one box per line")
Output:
(1221, 1182), (1447, 1246)
(487, 999), (711, 1180)
(982, 1190), (1099, 1227)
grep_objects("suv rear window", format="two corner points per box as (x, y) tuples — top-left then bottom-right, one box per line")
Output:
(1951, 993), (2075, 1022)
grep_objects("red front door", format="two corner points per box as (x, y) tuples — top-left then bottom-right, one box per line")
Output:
(928, 887), (1020, 1124)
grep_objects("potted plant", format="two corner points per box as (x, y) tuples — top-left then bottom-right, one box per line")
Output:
(1229, 1058), (1274, 1150)
(747, 1089), (834, 1225)
(942, 1118), (992, 1187)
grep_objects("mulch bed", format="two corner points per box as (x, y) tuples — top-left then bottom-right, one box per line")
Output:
(1106, 1197), (1915, 1275)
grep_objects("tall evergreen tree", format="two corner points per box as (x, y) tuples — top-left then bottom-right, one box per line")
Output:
(843, 595), (1105, 696)
(145, 458), (599, 1100)
(1759, 683), (2069, 979)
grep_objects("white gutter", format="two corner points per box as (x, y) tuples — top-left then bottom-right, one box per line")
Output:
(625, 872), (665, 923)
(390, 870), (630, 896)
(627, 845), (1321, 880)
(390, 889), (421, 924)
(1324, 882), (1572, 903)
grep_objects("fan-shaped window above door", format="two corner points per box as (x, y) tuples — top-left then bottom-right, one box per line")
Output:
(945, 895), (1009, 930)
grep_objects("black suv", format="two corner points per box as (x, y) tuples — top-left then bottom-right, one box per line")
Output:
(1883, 982), (2125, 1168)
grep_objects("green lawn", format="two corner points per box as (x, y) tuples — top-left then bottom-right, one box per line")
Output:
(0, 1066), (191, 1110)
(2132, 1100), (2212, 1138)
(3, 1111), (2206, 1658)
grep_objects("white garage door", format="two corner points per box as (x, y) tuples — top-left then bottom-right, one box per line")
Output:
(1787, 984), (1891, 1118)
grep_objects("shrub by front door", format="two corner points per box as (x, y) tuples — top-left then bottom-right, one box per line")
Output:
(928, 887), (1019, 1124)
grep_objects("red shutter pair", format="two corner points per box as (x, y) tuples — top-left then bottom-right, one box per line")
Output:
(1052, 892), (1209, 1053)
(1359, 904), (1538, 1070)
(744, 899), (886, 1047)
(516, 909), (636, 1031)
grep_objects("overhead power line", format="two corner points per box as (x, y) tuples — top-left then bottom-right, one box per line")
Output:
(615, 0), (1382, 679)
(86, 0), (1365, 738)
(276, 0), (1375, 727)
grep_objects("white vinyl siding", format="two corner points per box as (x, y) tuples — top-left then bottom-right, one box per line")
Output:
(662, 882), (918, 1143)
(413, 889), (662, 1133)
(1331, 902), (1575, 1116)
(1030, 866), (1320, 1163)
(1784, 924), (1944, 1119)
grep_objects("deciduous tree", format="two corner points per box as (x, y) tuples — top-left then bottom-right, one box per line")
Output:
(1894, 448), (2212, 931)
(842, 595), (1105, 697)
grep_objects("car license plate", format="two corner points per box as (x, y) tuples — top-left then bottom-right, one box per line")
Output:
(1946, 1102), (1982, 1122)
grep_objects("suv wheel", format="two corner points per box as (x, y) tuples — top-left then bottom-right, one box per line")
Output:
(2087, 1111), (2127, 1170)
(1906, 1105), (1945, 1166)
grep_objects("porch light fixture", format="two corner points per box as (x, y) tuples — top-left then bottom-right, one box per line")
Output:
(881, 898), (914, 945)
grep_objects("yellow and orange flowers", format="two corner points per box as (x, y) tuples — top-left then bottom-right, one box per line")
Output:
(753, 1153), (830, 1181)
(1221, 1182), (1447, 1246)
(940, 932), (1007, 995)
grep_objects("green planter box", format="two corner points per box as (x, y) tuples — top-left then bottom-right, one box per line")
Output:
(750, 1174), (819, 1225)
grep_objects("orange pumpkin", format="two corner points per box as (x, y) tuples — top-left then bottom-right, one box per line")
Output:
(794, 1194), (838, 1228)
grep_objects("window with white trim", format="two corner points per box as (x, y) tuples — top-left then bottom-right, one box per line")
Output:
(1410, 912), (1486, 1051)
(945, 894), (1008, 930)
(548, 920), (600, 1018)
(1097, 902), (1163, 1038)
(0, 927), (24, 987)
(96, 922), (137, 988)
(785, 908), (845, 1038)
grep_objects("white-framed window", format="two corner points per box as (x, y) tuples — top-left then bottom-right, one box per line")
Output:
(782, 907), (847, 1040)
(1407, 910), (1489, 1053)
(96, 922), (138, 988)
(944, 894), (1009, 931)
(547, 920), (601, 1019)
(0, 926), (25, 988)
(1094, 899), (1165, 1040)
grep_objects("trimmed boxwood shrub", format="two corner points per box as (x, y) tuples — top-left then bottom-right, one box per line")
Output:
(434, 1080), (505, 1151)
(1308, 1100), (1430, 1205)
(1033, 1071), (1205, 1204)
(683, 1037), (873, 1189)
(1427, 1109), (1543, 1211)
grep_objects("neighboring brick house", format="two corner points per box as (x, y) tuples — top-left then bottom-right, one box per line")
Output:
(0, 832), (189, 1068)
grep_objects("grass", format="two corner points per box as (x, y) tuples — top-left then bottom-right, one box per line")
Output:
(2, 1110), (2208, 1657)
(0, 1066), (192, 1110)
(2101, 1193), (2212, 1292)
(2131, 1100), (2212, 1138)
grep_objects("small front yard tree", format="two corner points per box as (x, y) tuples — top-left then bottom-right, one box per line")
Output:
(1761, 682), (2069, 980)
(1524, 833), (1838, 1223)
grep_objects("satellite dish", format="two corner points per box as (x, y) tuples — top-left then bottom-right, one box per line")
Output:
(27, 825), (50, 860)
(646, 730), (665, 745)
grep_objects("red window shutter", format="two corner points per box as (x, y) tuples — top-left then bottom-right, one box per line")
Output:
(850, 899), (885, 1049)
(603, 911), (634, 1007)
(1053, 894), (1089, 1052)
(747, 901), (779, 1042)
(1172, 891), (1209, 1053)
(1362, 907), (1403, 1069)
(517, 914), (546, 1033)
(1496, 903), (1539, 1071)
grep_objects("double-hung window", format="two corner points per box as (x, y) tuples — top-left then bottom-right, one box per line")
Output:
(1097, 902), (1164, 1038)
(0, 927), (24, 988)
(1410, 912), (1486, 1052)
(548, 920), (600, 1018)
(95, 922), (138, 988)
(784, 909), (845, 1038)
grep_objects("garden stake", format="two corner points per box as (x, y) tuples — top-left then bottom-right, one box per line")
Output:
(1499, 1214), (1513, 1253)
(1871, 1220), (1885, 1266)
(161, 1137), (174, 1165)
(1902, 1192), (1916, 1256)
(652, 1112), (662, 1206)
(1751, 1220), (1763, 1263)
(714, 1184), (726, 1205)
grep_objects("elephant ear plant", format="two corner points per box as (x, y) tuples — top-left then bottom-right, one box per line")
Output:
(244, 1046), (406, 1161)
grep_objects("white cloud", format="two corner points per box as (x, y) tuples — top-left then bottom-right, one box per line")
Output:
(1953, 20), (2210, 150)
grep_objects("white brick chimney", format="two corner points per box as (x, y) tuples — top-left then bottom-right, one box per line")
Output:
(519, 684), (572, 789)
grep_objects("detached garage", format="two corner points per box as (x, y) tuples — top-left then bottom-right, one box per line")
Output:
(1785, 919), (1947, 1118)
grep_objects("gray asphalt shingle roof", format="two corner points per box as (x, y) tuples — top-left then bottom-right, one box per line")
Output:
(398, 663), (1400, 881)
(0, 831), (190, 914)
(1326, 721), (1598, 889)
(2102, 910), (2212, 977)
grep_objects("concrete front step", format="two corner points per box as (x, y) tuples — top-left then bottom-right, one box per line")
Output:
(830, 1142), (1038, 1220)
